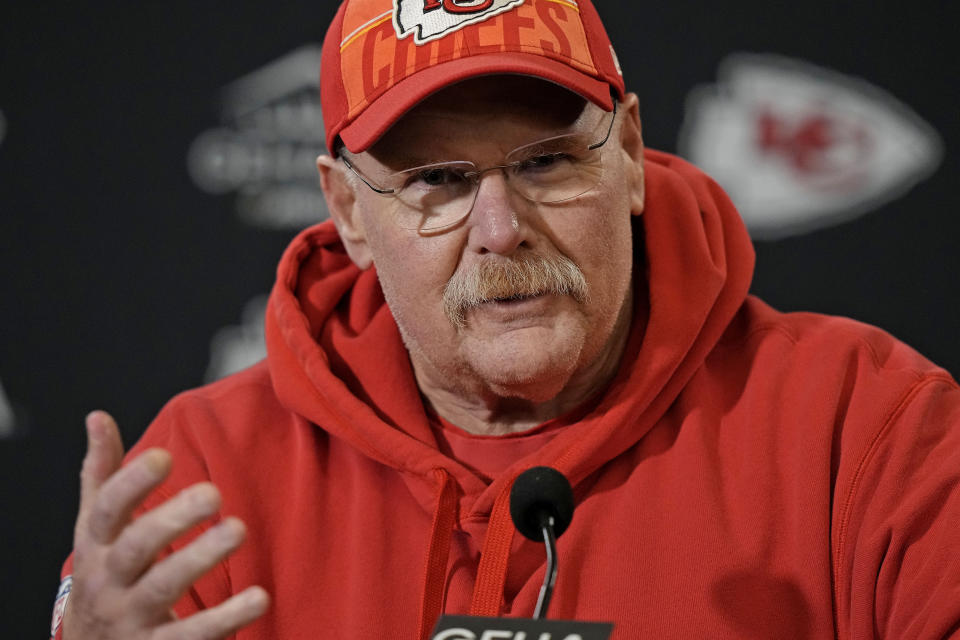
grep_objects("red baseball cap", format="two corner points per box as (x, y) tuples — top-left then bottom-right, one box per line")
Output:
(321, 0), (625, 155)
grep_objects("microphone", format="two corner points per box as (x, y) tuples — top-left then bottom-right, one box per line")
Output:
(509, 466), (575, 619)
(429, 467), (612, 640)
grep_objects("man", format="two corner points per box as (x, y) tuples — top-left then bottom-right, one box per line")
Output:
(54, 0), (960, 638)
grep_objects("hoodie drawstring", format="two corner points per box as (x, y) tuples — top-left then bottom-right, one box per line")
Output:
(469, 482), (516, 617)
(418, 472), (520, 637)
(417, 468), (458, 640)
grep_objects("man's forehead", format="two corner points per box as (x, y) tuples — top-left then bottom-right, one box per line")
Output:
(367, 75), (595, 160)
(412, 75), (588, 115)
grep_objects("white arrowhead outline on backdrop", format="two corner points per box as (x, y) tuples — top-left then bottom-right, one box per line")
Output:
(0, 379), (16, 438)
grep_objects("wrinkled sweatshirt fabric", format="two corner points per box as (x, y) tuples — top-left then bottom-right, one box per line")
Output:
(55, 150), (960, 639)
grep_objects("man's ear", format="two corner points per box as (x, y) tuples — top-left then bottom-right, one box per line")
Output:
(618, 93), (645, 217)
(316, 154), (373, 269)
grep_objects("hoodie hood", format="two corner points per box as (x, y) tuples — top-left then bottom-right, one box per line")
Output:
(264, 148), (754, 628)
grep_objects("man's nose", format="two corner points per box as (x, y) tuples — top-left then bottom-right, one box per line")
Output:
(465, 170), (529, 255)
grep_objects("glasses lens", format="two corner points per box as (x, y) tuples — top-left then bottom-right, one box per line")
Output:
(505, 132), (605, 204)
(389, 162), (477, 230)
(373, 108), (613, 231)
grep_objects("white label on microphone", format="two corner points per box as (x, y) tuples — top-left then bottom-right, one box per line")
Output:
(431, 615), (613, 640)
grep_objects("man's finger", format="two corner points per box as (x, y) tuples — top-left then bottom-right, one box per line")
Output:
(152, 586), (269, 640)
(75, 410), (129, 545)
(106, 482), (222, 584)
(84, 446), (172, 544)
(77, 412), (125, 516)
(130, 517), (247, 613)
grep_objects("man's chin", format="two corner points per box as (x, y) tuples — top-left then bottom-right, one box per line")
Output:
(459, 326), (586, 398)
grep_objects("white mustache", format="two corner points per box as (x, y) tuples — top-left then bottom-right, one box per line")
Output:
(442, 252), (588, 328)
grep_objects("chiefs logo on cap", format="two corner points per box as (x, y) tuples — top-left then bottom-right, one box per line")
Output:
(394, 0), (526, 44)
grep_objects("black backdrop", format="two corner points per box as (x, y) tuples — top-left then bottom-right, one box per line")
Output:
(2, 2), (957, 635)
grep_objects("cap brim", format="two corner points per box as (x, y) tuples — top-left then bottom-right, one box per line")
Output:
(338, 52), (614, 154)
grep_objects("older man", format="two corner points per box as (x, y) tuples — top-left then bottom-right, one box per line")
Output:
(55, 0), (960, 639)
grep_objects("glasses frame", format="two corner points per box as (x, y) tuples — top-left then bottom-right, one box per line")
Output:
(339, 100), (619, 213)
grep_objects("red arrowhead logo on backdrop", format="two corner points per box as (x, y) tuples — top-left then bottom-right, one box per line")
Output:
(679, 54), (943, 239)
(394, 0), (526, 45)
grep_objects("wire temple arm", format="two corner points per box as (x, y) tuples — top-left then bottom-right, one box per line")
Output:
(588, 99), (618, 151)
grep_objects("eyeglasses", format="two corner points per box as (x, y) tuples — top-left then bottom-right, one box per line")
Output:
(340, 101), (618, 231)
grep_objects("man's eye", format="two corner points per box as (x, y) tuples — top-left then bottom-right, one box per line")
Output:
(519, 153), (570, 171)
(414, 168), (463, 187)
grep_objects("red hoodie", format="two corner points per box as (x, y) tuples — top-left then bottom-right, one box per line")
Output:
(55, 150), (960, 639)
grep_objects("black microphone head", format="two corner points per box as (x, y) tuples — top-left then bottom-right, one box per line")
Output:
(509, 466), (575, 542)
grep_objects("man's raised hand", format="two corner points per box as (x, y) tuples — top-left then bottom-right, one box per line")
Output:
(62, 411), (268, 639)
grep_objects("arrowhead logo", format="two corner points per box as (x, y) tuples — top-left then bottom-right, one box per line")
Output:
(678, 54), (943, 239)
(394, 0), (526, 45)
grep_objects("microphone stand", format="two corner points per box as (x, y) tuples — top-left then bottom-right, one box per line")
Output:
(533, 513), (559, 620)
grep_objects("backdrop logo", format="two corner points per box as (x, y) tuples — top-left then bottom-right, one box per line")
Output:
(204, 295), (267, 383)
(394, 0), (525, 44)
(678, 54), (943, 239)
(0, 109), (6, 146)
(187, 46), (328, 230)
(0, 378), (22, 439)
